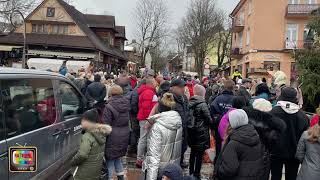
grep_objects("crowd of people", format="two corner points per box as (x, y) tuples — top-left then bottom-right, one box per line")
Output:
(57, 65), (320, 180)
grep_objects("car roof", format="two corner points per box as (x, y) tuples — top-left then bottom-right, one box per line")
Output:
(0, 67), (65, 78)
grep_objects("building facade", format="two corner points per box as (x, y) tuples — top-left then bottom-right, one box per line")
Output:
(0, 0), (127, 73)
(230, 0), (317, 83)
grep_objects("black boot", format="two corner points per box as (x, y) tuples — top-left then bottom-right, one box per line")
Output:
(117, 175), (124, 180)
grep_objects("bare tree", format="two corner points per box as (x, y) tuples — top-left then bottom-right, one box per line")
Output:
(0, 0), (39, 31)
(133, 0), (169, 67)
(179, 0), (223, 76)
(216, 20), (232, 67)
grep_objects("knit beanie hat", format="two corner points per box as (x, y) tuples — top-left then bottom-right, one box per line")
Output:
(274, 71), (287, 86)
(161, 164), (183, 180)
(253, 98), (272, 112)
(228, 109), (249, 129)
(82, 109), (99, 123)
(278, 87), (298, 104)
(193, 84), (206, 97)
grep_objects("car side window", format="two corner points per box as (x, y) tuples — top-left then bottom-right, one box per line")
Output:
(1, 79), (56, 139)
(58, 81), (84, 118)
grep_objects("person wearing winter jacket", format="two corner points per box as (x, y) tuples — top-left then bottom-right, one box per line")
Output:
(188, 85), (212, 179)
(295, 121), (320, 180)
(243, 98), (286, 180)
(215, 109), (265, 180)
(85, 74), (106, 105)
(170, 79), (190, 168)
(310, 104), (320, 127)
(186, 75), (195, 98)
(136, 78), (158, 167)
(143, 93), (183, 180)
(103, 85), (130, 180)
(210, 80), (235, 163)
(71, 109), (112, 180)
(270, 87), (310, 180)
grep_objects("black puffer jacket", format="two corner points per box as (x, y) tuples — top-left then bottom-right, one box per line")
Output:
(215, 124), (265, 180)
(270, 105), (309, 159)
(243, 107), (287, 180)
(188, 96), (212, 151)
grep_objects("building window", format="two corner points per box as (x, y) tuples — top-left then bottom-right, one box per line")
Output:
(43, 24), (48, 33)
(306, 0), (316, 4)
(239, 11), (245, 25)
(37, 24), (44, 33)
(248, 0), (252, 15)
(31, 24), (37, 33)
(288, 0), (299, 4)
(246, 27), (250, 46)
(52, 25), (59, 34)
(63, 25), (68, 34)
(264, 61), (280, 71)
(239, 32), (243, 48)
(47, 7), (55, 17)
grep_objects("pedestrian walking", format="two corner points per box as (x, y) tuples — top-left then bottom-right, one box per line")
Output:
(170, 79), (190, 168)
(143, 93), (182, 180)
(214, 109), (265, 180)
(236, 78), (252, 106)
(310, 104), (320, 127)
(59, 60), (68, 76)
(186, 74), (195, 98)
(188, 85), (212, 180)
(71, 109), (112, 180)
(270, 87), (310, 180)
(103, 85), (130, 180)
(249, 83), (272, 106)
(136, 78), (158, 168)
(296, 121), (320, 180)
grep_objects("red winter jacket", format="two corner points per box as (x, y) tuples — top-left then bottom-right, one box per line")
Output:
(186, 83), (194, 97)
(310, 114), (319, 127)
(137, 84), (157, 120)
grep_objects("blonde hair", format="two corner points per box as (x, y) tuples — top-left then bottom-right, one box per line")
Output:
(307, 124), (320, 143)
(316, 106), (320, 116)
(160, 93), (176, 109)
(109, 85), (123, 96)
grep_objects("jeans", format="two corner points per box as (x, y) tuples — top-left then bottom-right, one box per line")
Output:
(106, 158), (124, 180)
(137, 120), (148, 160)
(270, 157), (300, 180)
(189, 149), (204, 177)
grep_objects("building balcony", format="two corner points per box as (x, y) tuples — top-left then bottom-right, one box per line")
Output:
(286, 4), (320, 18)
(230, 47), (244, 59)
(231, 19), (244, 33)
(284, 40), (314, 49)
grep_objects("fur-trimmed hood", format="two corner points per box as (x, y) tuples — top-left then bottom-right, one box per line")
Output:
(243, 107), (286, 149)
(85, 123), (112, 145)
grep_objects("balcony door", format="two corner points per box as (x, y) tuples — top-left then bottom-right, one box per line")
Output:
(288, 0), (299, 4)
(286, 24), (298, 49)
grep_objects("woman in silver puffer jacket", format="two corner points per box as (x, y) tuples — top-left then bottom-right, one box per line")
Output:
(142, 93), (183, 180)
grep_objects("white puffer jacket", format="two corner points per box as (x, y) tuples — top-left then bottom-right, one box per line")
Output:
(143, 110), (182, 180)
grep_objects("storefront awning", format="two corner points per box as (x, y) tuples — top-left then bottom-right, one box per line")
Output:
(0, 45), (23, 51)
(28, 50), (96, 59)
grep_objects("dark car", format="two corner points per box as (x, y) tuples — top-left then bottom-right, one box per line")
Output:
(0, 68), (88, 180)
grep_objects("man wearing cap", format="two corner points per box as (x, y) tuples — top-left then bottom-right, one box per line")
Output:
(170, 78), (190, 168)
(270, 87), (309, 180)
(236, 78), (252, 106)
(185, 74), (195, 98)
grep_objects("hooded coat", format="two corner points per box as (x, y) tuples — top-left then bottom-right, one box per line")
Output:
(270, 101), (310, 159)
(143, 111), (183, 180)
(296, 131), (320, 180)
(71, 123), (112, 180)
(188, 96), (212, 151)
(104, 95), (130, 159)
(243, 107), (287, 180)
(215, 124), (265, 180)
(137, 84), (157, 120)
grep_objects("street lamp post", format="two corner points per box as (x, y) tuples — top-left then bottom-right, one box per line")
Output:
(10, 10), (26, 69)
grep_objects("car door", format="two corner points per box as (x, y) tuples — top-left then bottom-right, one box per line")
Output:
(56, 80), (84, 161)
(1, 78), (62, 180)
(0, 92), (8, 180)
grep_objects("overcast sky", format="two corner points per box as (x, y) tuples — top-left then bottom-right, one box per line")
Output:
(73, 0), (240, 41)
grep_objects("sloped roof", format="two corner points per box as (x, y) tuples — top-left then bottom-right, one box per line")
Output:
(0, 33), (95, 49)
(115, 26), (127, 40)
(85, 14), (116, 29)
